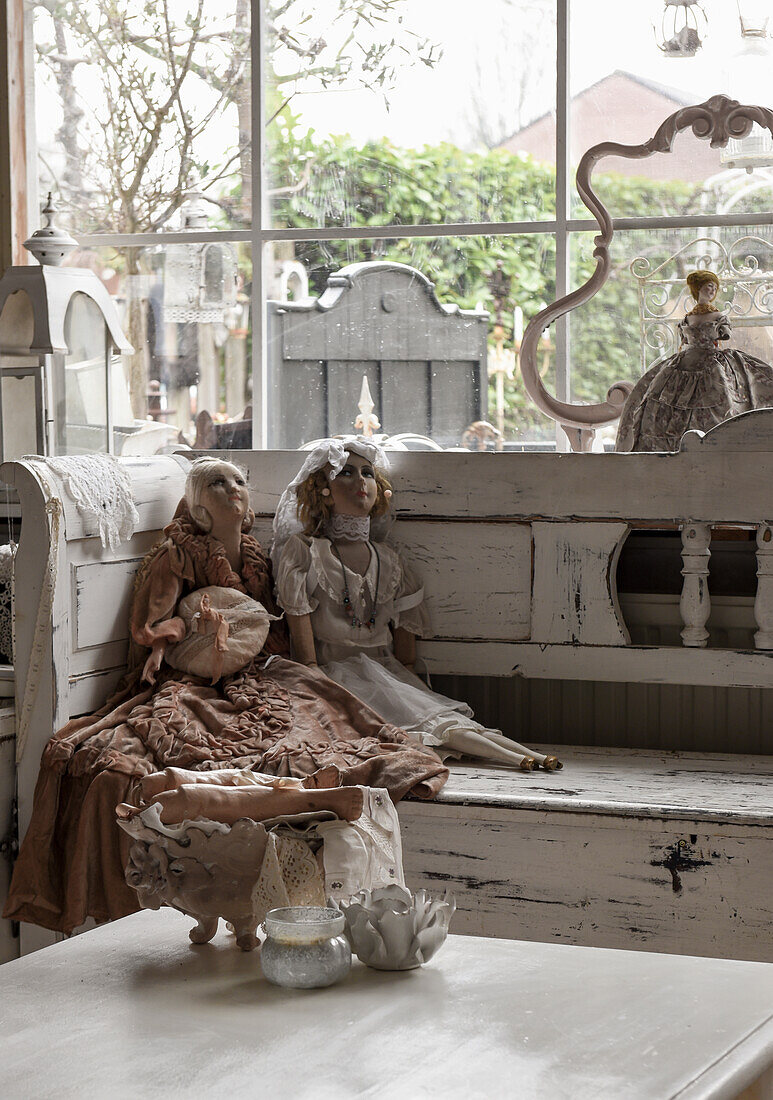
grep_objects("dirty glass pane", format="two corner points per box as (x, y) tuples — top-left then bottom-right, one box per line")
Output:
(264, 233), (556, 449)
(568, 223), (773, 449)
(569, 0), (772, 220)
(58, 241), (252, 452)
(266, 0), (556, 228)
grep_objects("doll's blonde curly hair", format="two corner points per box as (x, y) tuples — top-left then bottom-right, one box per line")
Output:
(296, 457), (392, 536)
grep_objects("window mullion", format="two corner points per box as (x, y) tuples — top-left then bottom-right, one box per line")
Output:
(252, 0), (267, 448)
(554, 0), (571, 449)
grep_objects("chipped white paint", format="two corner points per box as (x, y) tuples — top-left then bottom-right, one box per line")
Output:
(72, 559), (144, 649)
(531, 521), (629, 645)
(400, 746), (773, 962)
(680, 522), (711, 648)
(754, 523), (773, 650)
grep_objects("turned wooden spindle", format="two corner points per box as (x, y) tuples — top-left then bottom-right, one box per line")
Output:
(754, 523), (773, 650)
(680, 523), (711, 648)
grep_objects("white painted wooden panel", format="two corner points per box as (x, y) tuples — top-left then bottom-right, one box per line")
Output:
(429, 747), (773, 826)
(69, 668), (126, 719)
(72, 559), (143, 649)
(392, 520), (531, 640)
(531, 521), (629, 645)
(229, 434), (773, 525)
(509, 642), (773, 687)
(400, 801), (773, 961)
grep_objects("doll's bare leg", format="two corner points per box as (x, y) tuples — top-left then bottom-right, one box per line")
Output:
(189, 916), (219, 944)
(443, 728), (536, 770)
(482, 731), (563, 771)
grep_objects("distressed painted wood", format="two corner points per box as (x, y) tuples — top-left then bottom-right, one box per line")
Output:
(400, 746), (773, 962)
(754, 522), (773, 649)
(72, 559), (144, 649)
(503, 641), (773, 686)
(531, 521), (629, 645)
(680, 522), (711, 647)
(392, 521), (531, 641)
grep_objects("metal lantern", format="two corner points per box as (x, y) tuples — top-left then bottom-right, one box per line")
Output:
(0, 196), (133, 459)
(162, 191), (237, 324)
(721, 4), (773, 172)
(656, 0), (707, 58)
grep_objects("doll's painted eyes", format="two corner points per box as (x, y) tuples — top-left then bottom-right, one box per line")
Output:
(340, 465), (375, 479)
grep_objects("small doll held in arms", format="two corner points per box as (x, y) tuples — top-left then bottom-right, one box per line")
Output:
(272, 438), (562, 771)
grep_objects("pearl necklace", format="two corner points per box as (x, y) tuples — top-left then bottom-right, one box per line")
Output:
(330, 541), (380, 629)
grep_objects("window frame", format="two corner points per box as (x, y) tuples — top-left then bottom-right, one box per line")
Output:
(9, 0), (773, 449)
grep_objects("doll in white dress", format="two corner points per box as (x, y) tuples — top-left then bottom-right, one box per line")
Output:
(272, 437), (561, 771)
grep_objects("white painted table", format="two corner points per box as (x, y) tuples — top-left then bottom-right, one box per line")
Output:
(2, 908), (772, 1100)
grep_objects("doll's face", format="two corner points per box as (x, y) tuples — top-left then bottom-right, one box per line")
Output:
(328, 453), (378, 517)
(199, 462), (249, 527)
(697, 281), (718, 305)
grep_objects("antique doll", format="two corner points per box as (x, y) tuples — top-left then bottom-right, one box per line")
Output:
(4, 457), (446, 935)
(616, 269), (773, 452)
(272, 438), (562, 771)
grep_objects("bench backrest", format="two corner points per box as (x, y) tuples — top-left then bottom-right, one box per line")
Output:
(9, 409), (773, 831)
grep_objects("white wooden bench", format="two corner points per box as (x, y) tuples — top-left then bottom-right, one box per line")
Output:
(3, 420), (773, 959)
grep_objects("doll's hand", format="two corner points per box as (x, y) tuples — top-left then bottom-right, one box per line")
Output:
(142, 645), (165, 685)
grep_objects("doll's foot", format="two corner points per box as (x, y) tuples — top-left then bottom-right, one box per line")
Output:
(519, 756), (536, 771)
(540, 756), (563, 771)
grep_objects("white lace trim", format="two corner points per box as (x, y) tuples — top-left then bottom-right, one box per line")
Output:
(252, 832), (326, 921)
(324, 514), (371, 541)
(45, 454), (139, 551)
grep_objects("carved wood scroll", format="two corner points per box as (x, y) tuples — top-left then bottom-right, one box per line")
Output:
(519, 95), (773, 451)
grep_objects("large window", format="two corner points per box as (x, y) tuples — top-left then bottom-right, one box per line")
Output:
(24, 0), (773, 451)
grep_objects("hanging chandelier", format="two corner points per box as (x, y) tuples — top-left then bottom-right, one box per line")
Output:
(656, 0), (707, 58)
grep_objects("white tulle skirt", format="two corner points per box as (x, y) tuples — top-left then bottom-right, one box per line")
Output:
(318, 646), (498, 752)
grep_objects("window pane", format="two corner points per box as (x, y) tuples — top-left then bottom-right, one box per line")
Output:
(569, 1), (768, 218)
(568, 224), (773, 447)
(64, 241), (252, 451)
(264, 233), (556, 448)
(34, 1), (250, 234)
(266, 0), (556, 228)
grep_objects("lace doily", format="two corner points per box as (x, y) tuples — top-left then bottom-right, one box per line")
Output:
(45, 454), (139, 551)
(252, 832), (326, 921)
(0, 542), (15, 664)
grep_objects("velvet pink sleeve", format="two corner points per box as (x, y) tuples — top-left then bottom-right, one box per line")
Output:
(129, 544), (187, 650)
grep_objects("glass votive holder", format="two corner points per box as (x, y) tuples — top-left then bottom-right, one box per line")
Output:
(261, 906), (352, 989)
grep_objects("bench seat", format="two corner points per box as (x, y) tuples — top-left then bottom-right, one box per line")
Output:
(399, 745), (773, 962)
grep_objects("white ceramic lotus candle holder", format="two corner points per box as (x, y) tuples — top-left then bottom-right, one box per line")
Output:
(337, 884), (455, 970)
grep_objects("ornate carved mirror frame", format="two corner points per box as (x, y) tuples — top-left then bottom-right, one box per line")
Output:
(519, 95), (773, 452)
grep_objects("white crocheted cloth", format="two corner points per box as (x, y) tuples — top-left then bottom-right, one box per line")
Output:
(46, 455), (140, 551)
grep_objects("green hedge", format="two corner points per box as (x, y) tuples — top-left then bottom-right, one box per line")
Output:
(269, 126), (696, 438)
